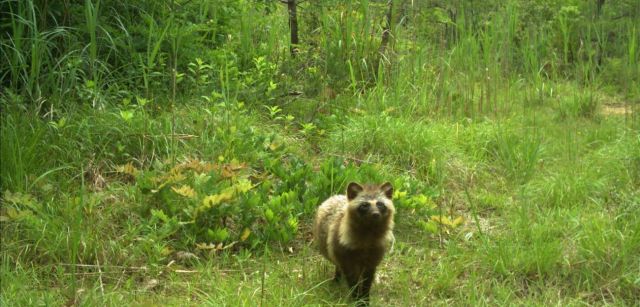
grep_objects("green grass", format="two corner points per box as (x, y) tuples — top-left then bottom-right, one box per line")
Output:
(2, 0), (640, 306)
(2, 90), (637, 306)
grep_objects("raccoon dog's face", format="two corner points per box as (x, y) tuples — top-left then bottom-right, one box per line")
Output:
(346, 182), (395, 223)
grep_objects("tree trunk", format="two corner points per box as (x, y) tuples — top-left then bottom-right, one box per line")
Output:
(595, 0), (605, 19)
(379, 0), (394, 55)
(287, 0), (299, 56)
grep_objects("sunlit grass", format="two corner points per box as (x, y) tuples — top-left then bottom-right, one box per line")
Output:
(2, 0), (639, 306)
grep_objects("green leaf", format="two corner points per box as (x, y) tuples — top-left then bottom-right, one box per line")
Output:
(136, 96), (148, 107)
(419, 220), (438, 234)
(207, 228), (229, 242)
(151, 209), (170, 223)
(264, 208), (274, 222)
(120, 110), (135, 122)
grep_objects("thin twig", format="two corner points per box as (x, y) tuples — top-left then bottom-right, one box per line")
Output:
(260, 243), (269, 307)
(96, 257), (105, 297)
(174, 269), (199, 273)
(58, 263), (148, 270)
(64, 272), (123, 276)
(141, 133), (198, 140)
(463, 186), (486, 240)
(113, 269), (126, 291)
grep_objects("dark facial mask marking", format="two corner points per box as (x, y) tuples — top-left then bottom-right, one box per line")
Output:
(358, 202), (369, 215)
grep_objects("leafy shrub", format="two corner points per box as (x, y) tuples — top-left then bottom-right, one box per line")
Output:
(132, 153), (448, 253)
(132, 156), (347, 251)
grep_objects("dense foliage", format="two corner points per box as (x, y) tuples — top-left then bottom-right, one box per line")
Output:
(1, 0), (639, 305)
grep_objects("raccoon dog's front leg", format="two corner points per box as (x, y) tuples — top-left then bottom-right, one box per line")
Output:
(358, 267), (376, 304)
(343, 267), (361, 299)
(333, 266), (342, 282)
(343, 267), (373, 306)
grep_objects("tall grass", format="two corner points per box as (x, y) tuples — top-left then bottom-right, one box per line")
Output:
(2, 0), (640, 305)
(0, 112), (47, 191)
(2, 0), (65, 103)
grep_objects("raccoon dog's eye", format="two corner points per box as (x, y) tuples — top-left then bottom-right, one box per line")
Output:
(376, 201), (387, 212)
(358, 202), (369, 213)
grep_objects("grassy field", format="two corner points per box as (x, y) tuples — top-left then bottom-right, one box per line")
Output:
(2, 1), (640, 306)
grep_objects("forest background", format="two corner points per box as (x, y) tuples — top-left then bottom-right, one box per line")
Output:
(1, 0), (639, 305)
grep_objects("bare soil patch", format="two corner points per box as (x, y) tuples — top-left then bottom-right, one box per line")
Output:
(601, 104), (633, 116)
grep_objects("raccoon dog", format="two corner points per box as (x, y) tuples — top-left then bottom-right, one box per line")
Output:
(314, 182), (395, 305)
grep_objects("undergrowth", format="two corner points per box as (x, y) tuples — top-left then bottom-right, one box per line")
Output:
(2, 0), (639, 305)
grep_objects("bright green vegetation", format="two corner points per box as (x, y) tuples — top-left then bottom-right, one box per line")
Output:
(1, 0), (639, 306)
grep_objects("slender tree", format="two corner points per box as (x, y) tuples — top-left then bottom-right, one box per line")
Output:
(379, 0), (394, 55)
(281, 0), (299, 56)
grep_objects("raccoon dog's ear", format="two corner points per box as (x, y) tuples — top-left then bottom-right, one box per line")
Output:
(380, 182), (394, 199)
(346, 182), (364, 200)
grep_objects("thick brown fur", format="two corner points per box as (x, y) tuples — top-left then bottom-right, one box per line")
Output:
(314, 182), (395, 305)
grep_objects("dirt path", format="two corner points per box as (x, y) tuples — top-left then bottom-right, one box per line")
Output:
(601, 104), (632, 115)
